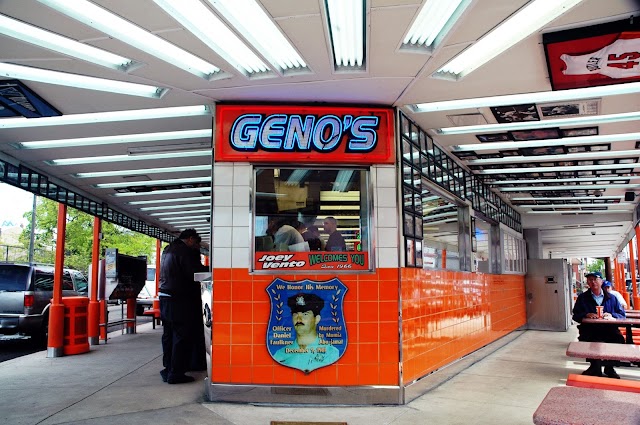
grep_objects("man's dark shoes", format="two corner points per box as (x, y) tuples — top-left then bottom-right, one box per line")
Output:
(604, 366), (620, 379)
(160, 369), (168, 382)
(581, 366), (603, 376)
(167, 373), (195, 384)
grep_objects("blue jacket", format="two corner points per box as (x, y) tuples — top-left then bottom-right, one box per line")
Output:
(572, 288), (626, 323)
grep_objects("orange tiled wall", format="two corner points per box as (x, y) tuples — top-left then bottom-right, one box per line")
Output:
(210, 267), (525, 387)
(210, 268), (400, 387)
(401, 269), (526, 384)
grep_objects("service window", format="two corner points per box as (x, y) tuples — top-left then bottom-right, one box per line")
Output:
(253, 167), (371, 273)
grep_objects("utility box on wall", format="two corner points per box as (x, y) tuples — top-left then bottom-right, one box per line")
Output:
(525, 259), (571, 331)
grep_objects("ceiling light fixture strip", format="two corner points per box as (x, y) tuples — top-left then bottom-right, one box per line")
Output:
(127, 196), (210, 205)
(490, 176), (640, 185)
(95, 177), (212, 189)
(0, 14), (140, 72)
(0, 105), (211, 129)
(436, 111), (640, 135)
(0, 62), (167, 98)
(74, 165), (211, 179)
(412, 82), (640, 113)
(452, 132), (640, 152)
(18, 129), (212, 150)
(139, 202), (211, 211)
(326, 0), (365, 69)
(432, 0), (583, 80)
(37, 0), (222, 80)
(152, 0), (270, 76)
(479, 163), (640, 174)
(499, 184), (640, 191)
(205, 0), (307, 73)
(402, 0), (472, 52)
(467, 149), (640, 165)
(111, 187), (210, 197)
(48, 150), (211, 165)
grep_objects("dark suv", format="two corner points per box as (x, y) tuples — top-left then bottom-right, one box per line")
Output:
(0, 263), (88, 346)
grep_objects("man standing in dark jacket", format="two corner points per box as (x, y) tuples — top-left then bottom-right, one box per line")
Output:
(158, 229), (207, 384)
(572, 271), (626, 378)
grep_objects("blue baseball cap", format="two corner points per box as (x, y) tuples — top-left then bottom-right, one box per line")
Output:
(585, 271), (603, 279)
(602, 280), (612, 287)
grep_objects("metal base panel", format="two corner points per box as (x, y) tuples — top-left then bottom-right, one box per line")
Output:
(206, 383), (402, 405)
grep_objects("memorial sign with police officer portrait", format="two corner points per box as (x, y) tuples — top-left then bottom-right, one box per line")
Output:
(266, 278), (348, 373)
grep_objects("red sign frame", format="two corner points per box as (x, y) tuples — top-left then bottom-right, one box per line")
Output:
(255, 251), (369, 272)
(215, 104), (395, 164)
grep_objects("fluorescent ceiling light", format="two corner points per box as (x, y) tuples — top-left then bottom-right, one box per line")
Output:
(16, 129), (212, 150)
(411, 82), (640, 113)
(479, 163), (640, 174)
(285, 170), (311, 186)
(37, 0), (223, 80)
(325, 0), (365, 69)
(164, 219), (209, 225)
(491, 176), (640, 185)
(127, 142), (211, 155)
(0, 105), (211, 129)
(510, 196), (620, 201)
(127, 196), (209, 205)
(518, 204), (633, 209)
(0, 14), (140, 72)
(452, 132), (640, 152)
(526, 210), (630, 215)
(47, 150), (211, 165)
(139, 202), (211, 211)
(205, 0), (307, 74)
(95, 177), (211, 189)
(158, 214), (211, 220)
(332, 170), (354, 192)
(499, 184), (640, 192)
(111, 187), (210, 197)
(74, 165), (210, 179)
(468, 149), (640, 165)
(0, 62), (167, 98)
(153, 0), (270, 77)
(432, 0), (583, 80)
(151, 209), (211, 217)
(435, 111), (640, 135)
(402, 0), (471, 53)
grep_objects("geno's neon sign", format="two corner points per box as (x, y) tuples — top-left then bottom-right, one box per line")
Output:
(215, 105), (394, 164)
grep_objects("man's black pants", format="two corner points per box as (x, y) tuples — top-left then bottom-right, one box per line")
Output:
(160, 296), (192, 377)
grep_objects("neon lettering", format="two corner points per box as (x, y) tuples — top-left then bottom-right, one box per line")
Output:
(229, 113), (380, 153)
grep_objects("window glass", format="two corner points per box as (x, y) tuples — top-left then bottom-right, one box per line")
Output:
(73, 272), (88, 293)
(0, 265), (30, 291)
(421, 186), (461, 271)
(473, 217), (492, 272)
(253, 167), (371, 272)
(34, 270), (54, 291)
(62, 271), (74, 290)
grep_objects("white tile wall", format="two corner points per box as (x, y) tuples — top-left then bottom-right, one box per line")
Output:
(213, 247), (231, 268)
(214, 206), (233, 227)
(213, 163), (234, 186)
(372, 164), (399, 269)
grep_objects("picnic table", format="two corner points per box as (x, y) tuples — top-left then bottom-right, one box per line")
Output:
(626, 311), (640, 318)
(566, 341), (640, 362)
(533, 386), (640, 424)
(582, 317), (640, 344)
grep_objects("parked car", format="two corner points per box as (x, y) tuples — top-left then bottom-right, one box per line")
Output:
(0, 262), (88, 346)
(136, 265), (157, 315)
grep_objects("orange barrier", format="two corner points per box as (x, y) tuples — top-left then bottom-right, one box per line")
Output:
(143, 308), (161, 329)
(62, 296), (90, 355)
(567, 373), (640, 393)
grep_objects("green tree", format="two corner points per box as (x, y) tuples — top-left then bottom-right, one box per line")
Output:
(19, 197), (157, 272)
(586, 258), (605, 274)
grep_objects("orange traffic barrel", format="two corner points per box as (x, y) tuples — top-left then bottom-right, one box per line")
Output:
(62, 296), (90, 355)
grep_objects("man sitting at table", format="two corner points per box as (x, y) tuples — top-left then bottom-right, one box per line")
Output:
(572, 271), (626, 378)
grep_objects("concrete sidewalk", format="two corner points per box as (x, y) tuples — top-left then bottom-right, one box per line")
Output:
(0, 323), (607, 425)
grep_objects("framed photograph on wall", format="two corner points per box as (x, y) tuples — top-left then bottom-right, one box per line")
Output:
(490, 104), (540, 123)
(509, 128), (560, 141)
(543, 17), (640, 90)
(476, 133), (511, 142)
(538, 99), (600, 119)
(560, 127), (599, 137)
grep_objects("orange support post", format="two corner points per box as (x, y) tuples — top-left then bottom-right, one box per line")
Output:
(99, 299), (107, 341)
(125, 297), (136, 334)
(442, 249), (447, 269)
(634, 225), (640, 309)
(88, 217), (101, 345)
(626, 240), (635, 308)
(47, 203), (67, 358)
(154, 239), (161, 312)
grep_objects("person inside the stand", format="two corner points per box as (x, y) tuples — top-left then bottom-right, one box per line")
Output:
(273, 218), (304, 251)
(158, 228), (207, 384)
(572, 271), (626, 378)
(602, 279), (628, 309)
(302, 225), (322, 251)
(273, 293), (339, 372)
(323, 216), (346, 252)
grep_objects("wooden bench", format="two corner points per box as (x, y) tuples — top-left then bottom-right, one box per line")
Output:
(533, 386), (640, 424)
(143, 308), (161, 329)
(566, 373), (640, 393)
